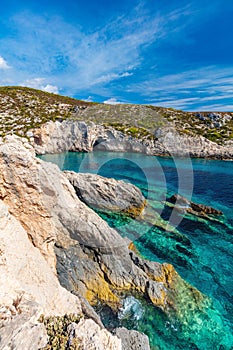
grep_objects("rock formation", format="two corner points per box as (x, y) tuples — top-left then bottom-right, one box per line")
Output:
(64, 171), (146, 217)
(67, 319), (121, 350)
(114, 328), (150, 350)
(30, 120), (233, 159)
(0, 200), (81, 349)
(168, 194), (223, 216)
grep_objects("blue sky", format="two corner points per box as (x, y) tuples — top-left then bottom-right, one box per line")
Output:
(0, 0), (233, 111)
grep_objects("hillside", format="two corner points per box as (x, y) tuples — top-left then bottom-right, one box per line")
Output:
(0, 86), (232, 145)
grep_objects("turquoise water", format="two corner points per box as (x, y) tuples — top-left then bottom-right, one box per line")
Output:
(40, 151), (233, 349)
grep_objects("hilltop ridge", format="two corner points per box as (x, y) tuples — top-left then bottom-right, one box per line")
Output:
(0, 86), (232, 146)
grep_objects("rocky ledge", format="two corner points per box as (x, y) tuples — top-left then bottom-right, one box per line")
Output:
(0, 135), (218, 349)
(30, 120), (233, 159)
(64, 171), (146, 218)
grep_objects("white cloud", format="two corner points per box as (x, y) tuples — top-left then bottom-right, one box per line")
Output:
(43, 84), (59, 94)
(21, 78), (59, 94)
(103, 97), (123, 105)
(0, 5), (188, 93)
(0, 56), (10, 69)
(84, 96), (93, 102)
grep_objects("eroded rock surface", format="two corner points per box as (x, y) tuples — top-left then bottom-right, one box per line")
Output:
(64, 171), (146, 217)
(0, 200), (81, 350)
(30, 120), (233, 159)
(67, 319), (122, 350)
(114, 327), (150, 350)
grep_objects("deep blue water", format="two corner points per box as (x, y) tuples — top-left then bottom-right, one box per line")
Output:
(40, 151), (233, 350)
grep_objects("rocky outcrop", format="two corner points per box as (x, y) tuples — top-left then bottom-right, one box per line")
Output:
(67, 319), (122, 350)
(168, 194), (223, 216)
(114, 328), (150, 350)
(64, 171), (146, 217)
(0, 135), (126, 266)
(30, 120), (233, 159)
(30, 120), (153, 155)
(0, 200), (82, 318)
(0, 200), (82, 349)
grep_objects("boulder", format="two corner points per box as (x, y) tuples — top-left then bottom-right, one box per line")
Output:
(64, 171), (146, 217)
(114, 327), (150, 350)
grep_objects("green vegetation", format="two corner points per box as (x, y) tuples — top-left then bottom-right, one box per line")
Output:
(39, 314), (82, 350)
(0, 86), (232, 145)
(0, 86), (93, 137)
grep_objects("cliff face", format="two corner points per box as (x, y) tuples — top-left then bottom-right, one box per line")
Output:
(30, 120), (233, 159)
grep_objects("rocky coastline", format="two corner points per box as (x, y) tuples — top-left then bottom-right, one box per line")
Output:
(29, 120), (233, 159)
(0, 134), (219, 350)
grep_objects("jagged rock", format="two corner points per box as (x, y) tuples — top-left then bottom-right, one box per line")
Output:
(168, 194), (223, 216)
(67, 319), (122, 350)
(30, 120), (233, 159)
(114, 327), (150, 350)
(64, 171), (146, 217)
(0, 298), (48, 350)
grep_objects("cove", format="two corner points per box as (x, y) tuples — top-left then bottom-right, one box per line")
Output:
(40, 151), (233, 350)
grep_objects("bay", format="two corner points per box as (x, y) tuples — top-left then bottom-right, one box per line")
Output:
(40, 151), (233, 350)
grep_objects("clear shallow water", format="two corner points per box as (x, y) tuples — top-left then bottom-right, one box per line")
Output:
(40, 151), (233, 349)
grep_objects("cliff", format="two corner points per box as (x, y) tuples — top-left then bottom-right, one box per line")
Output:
(0, 86), (232, 159)
(30, 119), (233, 159)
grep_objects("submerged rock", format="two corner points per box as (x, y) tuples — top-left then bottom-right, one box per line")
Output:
(168, 194), (223, 216)
(64, 171), (146, 218)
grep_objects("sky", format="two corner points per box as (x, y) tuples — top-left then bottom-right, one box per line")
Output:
(0, 0), (233, 111)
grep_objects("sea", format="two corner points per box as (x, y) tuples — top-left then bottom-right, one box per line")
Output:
(40, 151), (233, 350)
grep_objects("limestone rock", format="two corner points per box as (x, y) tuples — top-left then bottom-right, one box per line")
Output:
(31, 120), (152, 155)
(0, 135), (126, 263)
(0, 299), (48, 350)
(114, 327), (150, 350)
(30, 120), (233, 159)
(0, 136), (176, 314)
(0, 200), (82, 318)
(64, 171), (146, 217)
(67, 319), (122, 350)
(0, 199), (82, 349)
